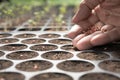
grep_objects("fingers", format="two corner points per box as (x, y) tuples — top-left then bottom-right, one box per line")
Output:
(72, 0), (104, 23)
(91, 27), (120, 46)
(101, 25), (114, 32)
(68, 25), (83, 39)
(73, 31), (101, 50)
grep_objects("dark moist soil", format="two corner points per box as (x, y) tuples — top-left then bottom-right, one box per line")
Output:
(77, 51), (110, 60)
(0, 28), (16, 32)
(0, 44), (27, 51)
(30, 44), (58, 51)
(111, 51), (120, 59)
(99, 60), (120, 73)
(41, 51), (73, 60)
(57, 60), (94, 72)
(21, 38), (46, 44)
(0, 51), (5, 57)
(6, 51), (38, 60)
(39, 33), (60, 38)
(18, 28), (41, 31)
(0, 33), (12, 38)
(0, 60), (13, 70)
(44, 27), (68, 31)
(0, 72), (25, 80)
(49, 39), (72, 45)
(0, 38), (19, 44)
(79, 73), (120, 80)
(61, 45), (80, 51)
(30, 72), (73, 80)
(14, 33), (36, 38)
(16, 60), (53, 72)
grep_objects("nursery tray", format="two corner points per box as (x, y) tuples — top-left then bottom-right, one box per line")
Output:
(0, 18), (120, 80)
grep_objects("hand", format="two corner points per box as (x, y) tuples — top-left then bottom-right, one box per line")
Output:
(68, 0), (120, 50)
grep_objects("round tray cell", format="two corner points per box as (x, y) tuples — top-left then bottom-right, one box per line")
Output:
(30, 72), (73, 80)
(0, 33), (12, 38)
(6, 51), (38, 60)
(0, 28), (16, 32)
(99, 60), (120, 73)
(44, 28), (68, 31)
(64, 34), (69, 38)
(0, 60), (13, 70)
(30, 44), (58, 51)
(77, 51), (110, 60)
(16, 60), (53, 72)
(0, 38), (19, 44)
(14, 33), (36, 38)
(21, 38), (46, 44)
(49, 39), (72, 45)
(0, 44), (27, 51)
(41, 51), (73, 60)
(0, 51), (5, 57)
(57, 60), (94, 72)
(111, 51), (120, 59)
(18, 28), (41, 31)
(0, 72), (25, 80)
(79, 73), (120, 80)
(61, 45), (79, 51)
(39, 33), (60, 38)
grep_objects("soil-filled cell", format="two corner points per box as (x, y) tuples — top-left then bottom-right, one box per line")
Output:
(18, 28), (41, 31)
(21, 38), (46, 44)
(30, 44), (58, 51)
(39, 33), (60, 38)
(99, 60), (120, 73)
(57, 60), (94, 72)
(0, 51), (5, 57)
(79, 73), (120, 80)
(0, 44), (27, 51)
(14, 33), (36, 38)
(0, 38), (19, 44)
(0, 72), (25, 80)
(44, 28), (68, 31)
(0, 33), (12, 38)
(111, 51), (120, 59)
(49, 39), (72, 45)
(0, 60), (13, 70)
(16, 60), (53, 72)
(30, 72), (73, 80)
(77, 51), (110, 60)
(61, 45), (79, 51)
(0, 28), (16, 32)
(42, 51), (73, 60)
(6, 51), (38, 60)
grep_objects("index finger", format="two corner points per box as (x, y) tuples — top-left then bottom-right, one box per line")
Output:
(72, 0), (104, 23)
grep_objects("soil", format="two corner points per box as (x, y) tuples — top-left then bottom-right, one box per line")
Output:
(41, 51), (73, 60)
(0, 28), (16, 32)
(61, 45), (79, 51)
(39, 33), (60, 38)
(6, 51), (38, 60)
(0, 44), (27, 51)
(30, 72), (73, 80)
(57, 60), (94, 72)
(0, 38), (19, 44)
(14, 33), (36, 38)
(111, 51), (120, 59)
(0, 72), (25, 80)
(44, 27), (68, 31)
(0, 51), (5, 57)
(16, 60), (53, 72)
(77, 51), (110, 60)
(49, 39), (72, 45)
(0, 60), (13, 70)
(21, 38), (46, 44)
(79, 73), (120, 80)
(0, 33), (12, 38)
(30, 44), (58, 51)
(99, 60), (120, 73)
(18, 28), (41, 31)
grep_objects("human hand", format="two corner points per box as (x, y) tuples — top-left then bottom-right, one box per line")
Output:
(68, 0), (120, 50)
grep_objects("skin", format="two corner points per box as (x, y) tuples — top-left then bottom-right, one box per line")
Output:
(68, 0), (120, 50)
